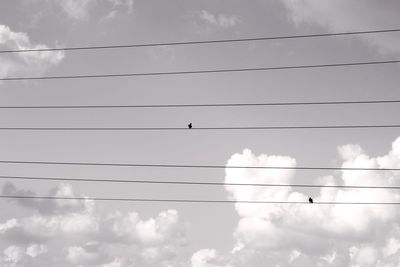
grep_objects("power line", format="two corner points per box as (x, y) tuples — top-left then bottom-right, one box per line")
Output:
(1, 60), (400, 81)
(0, 160), (398, 171)
(1, 29), (399, 54)
(0, 174), (399, 190)
(1, 99), (400, 109)
(0, 195), (399, 205)
(0, 124), (399, 131)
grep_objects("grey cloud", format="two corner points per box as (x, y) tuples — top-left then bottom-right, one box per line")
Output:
(2, 182), (92, 215)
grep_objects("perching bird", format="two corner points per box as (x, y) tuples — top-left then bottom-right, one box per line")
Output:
(308, 197), (313, 204)
(188, 123), (192, 129)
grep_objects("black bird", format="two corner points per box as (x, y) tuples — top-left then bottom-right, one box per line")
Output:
(308, 197), (313, 204)
(188, 123), (192, 129)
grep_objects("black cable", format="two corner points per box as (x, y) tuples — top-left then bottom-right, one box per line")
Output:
(0, 195), (399, 205)
(0, 174), (399, 189)
(1, 99), (400, 109)
(0, 124), (399, 131)
(1, 60), (400, 81)
(0, 160), (398, 171)
(1, 29), (399, 54)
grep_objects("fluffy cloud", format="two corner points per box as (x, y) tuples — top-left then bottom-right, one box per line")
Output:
(0, 24), (64, 79)
(192, 137), (400, 266)
(0, 183), (98, 244)
(0, 244), (48, 267)
(0, 183), (187, 266)
(3, 246), (24, 262)
(108, 209), (185, 246)
(4, 137), (400, 266)
(281, 0), (400, 55)
(66, 242), (108, 265)
(191, 249), (230, 267)
(25, 244), (48, 258)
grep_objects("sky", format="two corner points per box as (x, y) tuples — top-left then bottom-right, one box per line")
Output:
(0, 0), (400, 266)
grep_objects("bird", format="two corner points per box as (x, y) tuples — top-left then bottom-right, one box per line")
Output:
(308, 197), (313, 204)
(188, 123), (192, 129)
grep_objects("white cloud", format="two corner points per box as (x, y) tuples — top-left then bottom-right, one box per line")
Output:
(0, 219), (20, 235)
(105, 209), (186, 248)
(0, 244), (47, 267)
(281, 0), (400, 55)
(66, 242), (105, 265)
(350, 246), (378, 266)
(0, 212), (98, 245)
(0, 182), (187, 266)
(5, 137), (400, 266)
(25, 244), (47, 258)
(191, 249), (230, 267)
(3, 246), (24, 264)
(192, 137), (400, 266)
(198, 10), (240, 30)
(0, 24), (64, 79)
(225, 149), (296, 219)
(383, 237), (400, 258)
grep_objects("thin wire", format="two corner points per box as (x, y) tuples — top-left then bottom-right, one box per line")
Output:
(1, 99), (400, 109)
(1, 29), (399, 53)
(0, 124), (399, 131)
(1, 60), (400, 81)
(0, 160), (398, 171)
(0, 174), (399, 189)
(0, 195), (399, 205)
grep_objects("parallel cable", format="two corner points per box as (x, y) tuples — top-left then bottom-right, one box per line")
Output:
(0, 124), (399, 131)
(1, 60), (400, 81)
(1, 99), (400, 109)
(0, 160), (398, 171)
(0, 195), (399, 205)
(1, 28), (399, 54)
(0, 174), (399, 189)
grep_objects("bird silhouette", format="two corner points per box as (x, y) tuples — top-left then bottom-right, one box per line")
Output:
(308, 197), (313, 204)
(188, 123), (192, 129)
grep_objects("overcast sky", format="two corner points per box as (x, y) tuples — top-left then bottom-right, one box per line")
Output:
(0, 0), (400, 266)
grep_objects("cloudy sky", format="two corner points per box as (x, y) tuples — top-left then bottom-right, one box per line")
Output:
(0, 0), (400, 266)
